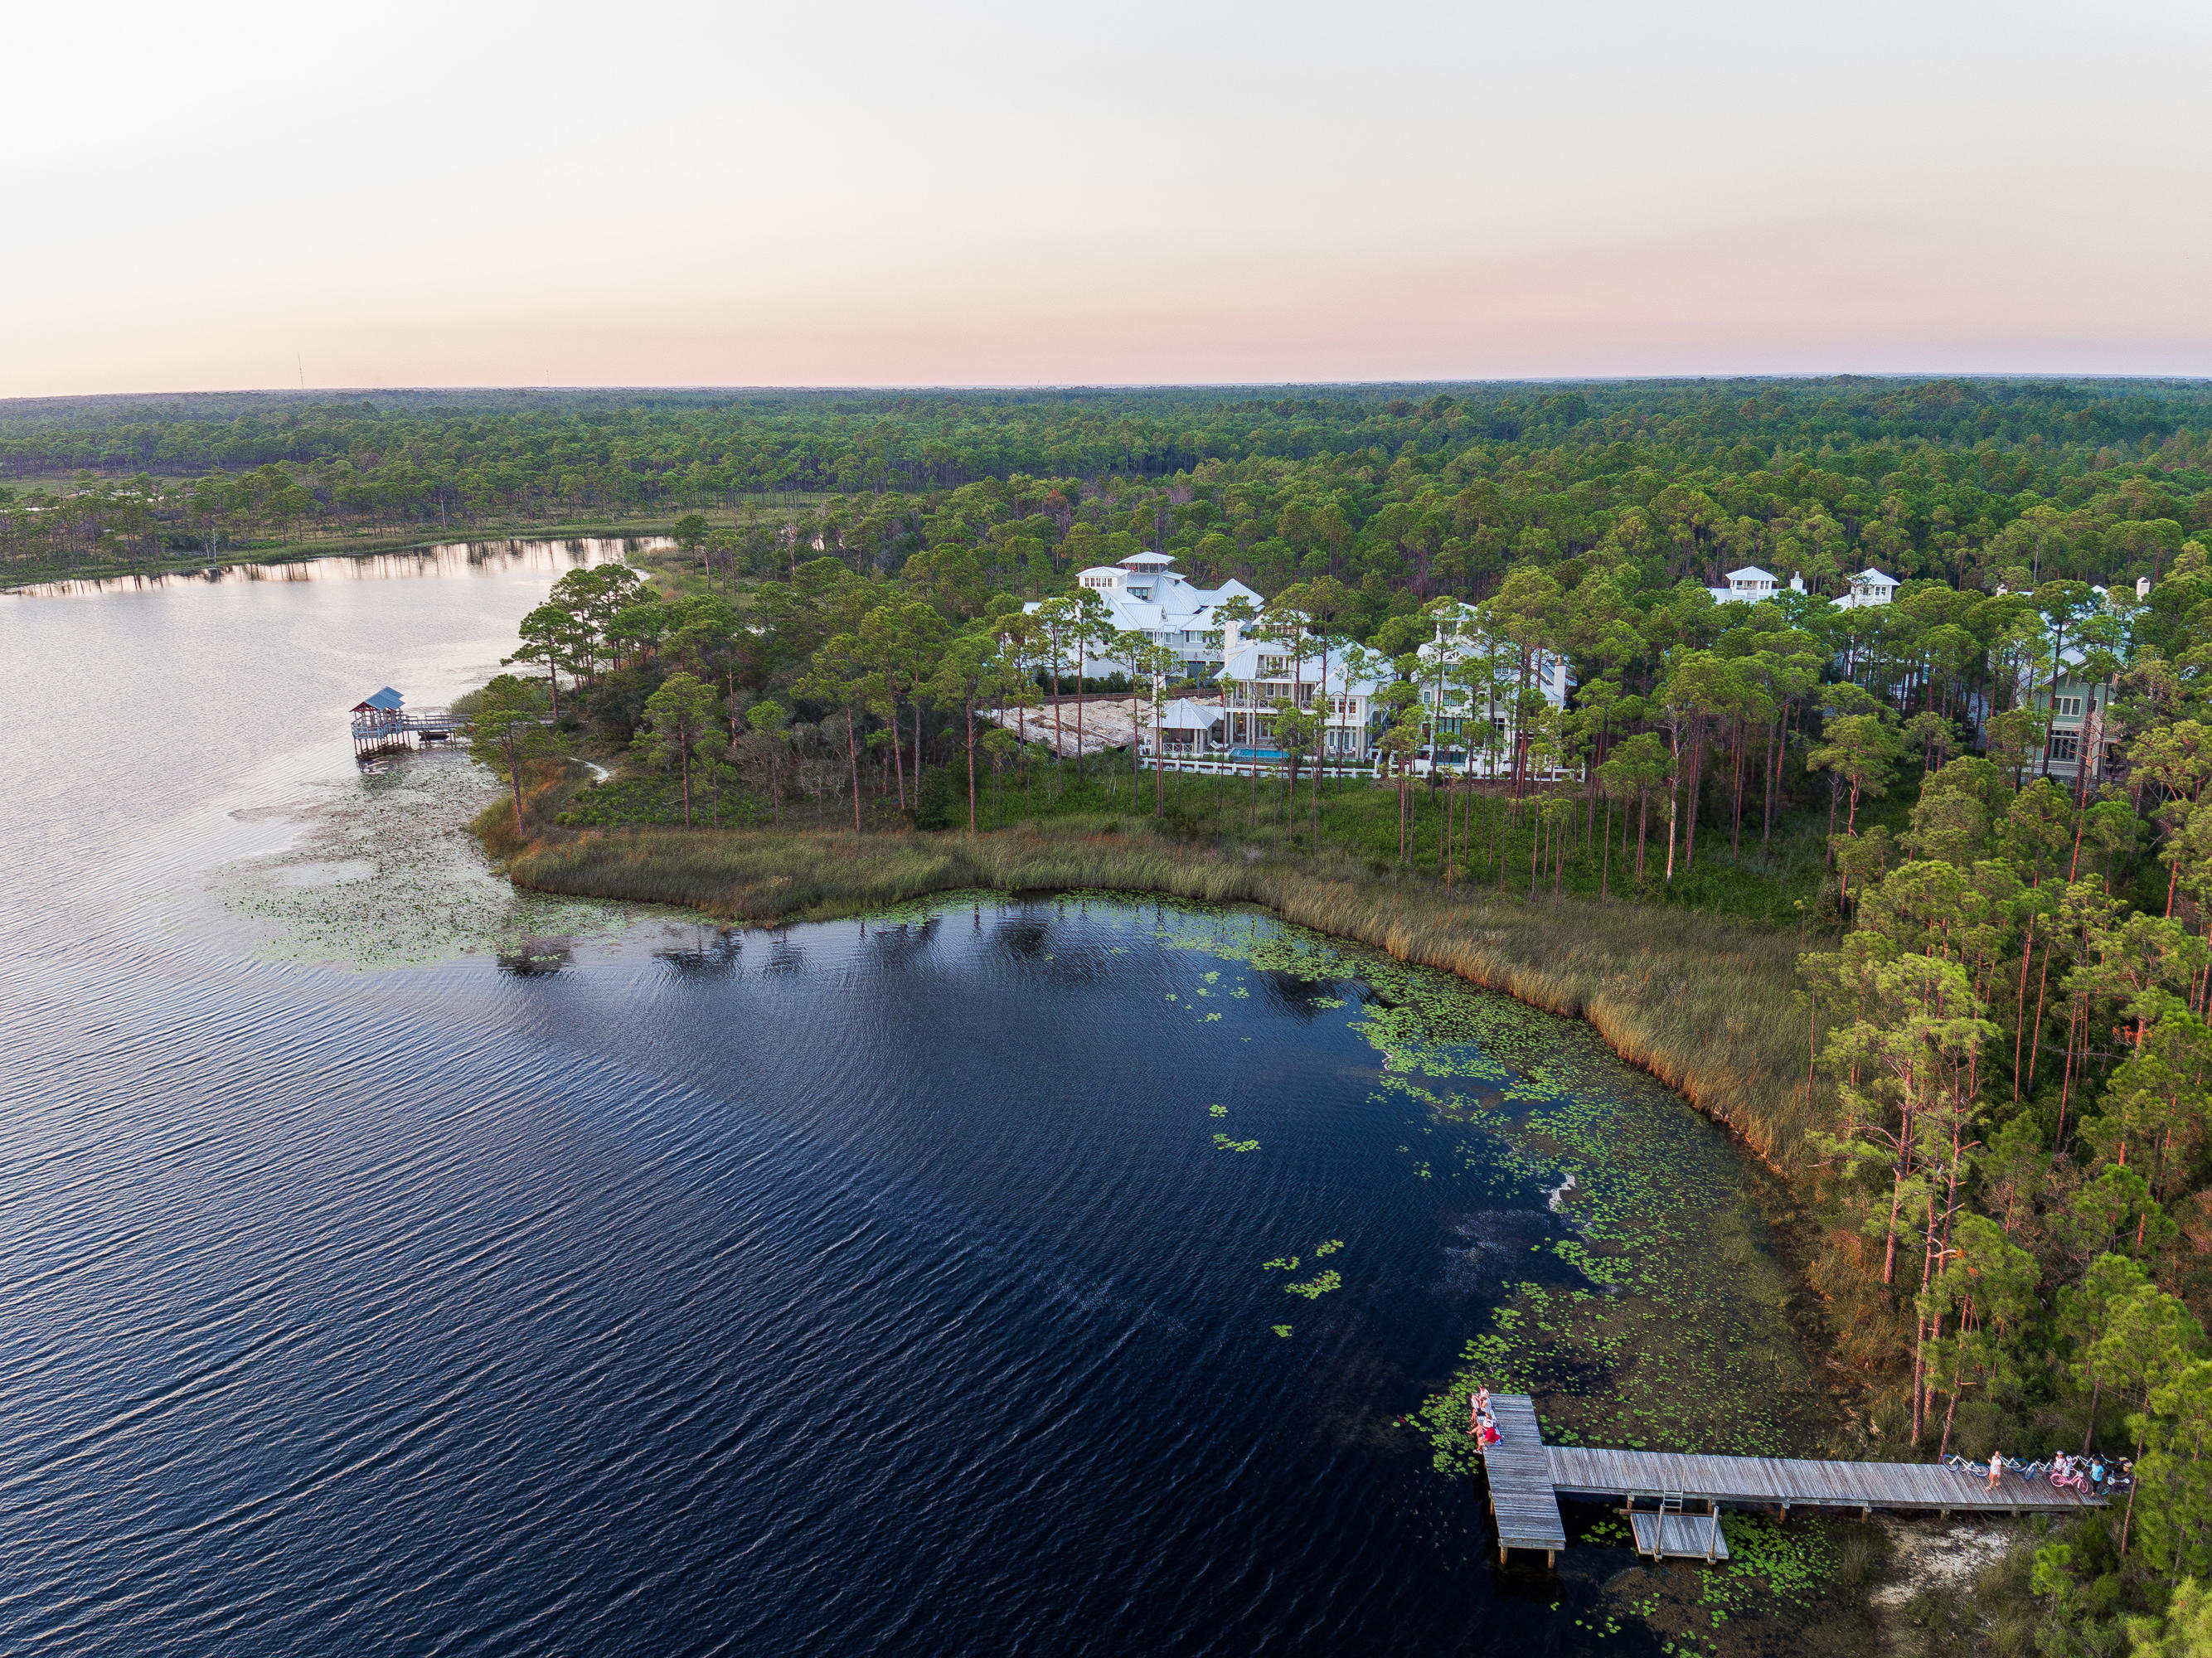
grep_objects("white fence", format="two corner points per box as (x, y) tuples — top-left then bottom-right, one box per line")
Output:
(1133, 750), (1584, 785)
(1134, 753), (1380, 781)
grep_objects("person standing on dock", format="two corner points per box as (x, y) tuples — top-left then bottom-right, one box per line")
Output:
(1468, 1387), (1491, 1435)
(1988, 1450), (2004, 1492)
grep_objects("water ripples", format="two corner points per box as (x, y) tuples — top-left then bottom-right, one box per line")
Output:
(0, 553), (1634, 1656)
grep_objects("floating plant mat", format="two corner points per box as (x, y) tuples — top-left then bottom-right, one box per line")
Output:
(216, 754), (640, 969)
(1130, 901), (1831, 1470)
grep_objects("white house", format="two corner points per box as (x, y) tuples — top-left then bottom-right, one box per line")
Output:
(1214, 636), (1385, 760)
(1031, 550), (1261, 681)
(1709, 565), (1787, 604)
(1408, 602), (1574, 778)
(1836, 568), (1898, 609)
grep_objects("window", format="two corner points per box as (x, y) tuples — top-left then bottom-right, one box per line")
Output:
(2053, 696), (2084, 719)
(2049, 732), (2079, 763)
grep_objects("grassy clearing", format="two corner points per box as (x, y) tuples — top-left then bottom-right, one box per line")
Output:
(567, 749), (1851, 924)
(497, 810), (1825, 1171)
(994, 761), (1844, 925)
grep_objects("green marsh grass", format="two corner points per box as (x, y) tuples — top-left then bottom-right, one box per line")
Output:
(495, 810), (1826, 1172)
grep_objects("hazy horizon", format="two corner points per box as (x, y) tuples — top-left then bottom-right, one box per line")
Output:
(10, 0), (2210, 397)
(10, 371), (2212, 410)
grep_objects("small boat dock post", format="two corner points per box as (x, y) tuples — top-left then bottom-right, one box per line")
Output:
(1475, 1394), (2105, 1569)
(350, 687), (460, 759)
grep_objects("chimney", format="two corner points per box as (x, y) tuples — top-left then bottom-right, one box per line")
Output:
(1789, 571), (1805, 593)
(2138, 575), (2152, 599)
(1221, 614), (1241, 653)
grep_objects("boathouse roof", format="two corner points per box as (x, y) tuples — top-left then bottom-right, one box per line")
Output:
(352, 687), (405, 712)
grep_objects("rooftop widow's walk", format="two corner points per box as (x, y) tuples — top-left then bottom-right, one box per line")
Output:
(1477, 1394), (2103, 1568)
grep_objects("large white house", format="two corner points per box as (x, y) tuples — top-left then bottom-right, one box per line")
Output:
(1214, 635), (1385, 759)
(1029, 550), (1262, 681)
(1408, 602), (1575, 778)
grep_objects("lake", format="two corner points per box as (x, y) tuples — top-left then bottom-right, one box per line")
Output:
(0, 543), (1833, 1656)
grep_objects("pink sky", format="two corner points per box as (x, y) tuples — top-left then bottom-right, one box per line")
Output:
(6, 0), (2209, 394)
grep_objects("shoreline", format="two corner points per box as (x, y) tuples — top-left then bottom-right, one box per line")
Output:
(479, 808), (1943, 1649)
(487, 812), (1829, 1176)
(0, 520), (680, 593)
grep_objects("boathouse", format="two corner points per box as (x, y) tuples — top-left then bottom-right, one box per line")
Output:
(350, 688), (460, 758)
(350, 688), (408, 757)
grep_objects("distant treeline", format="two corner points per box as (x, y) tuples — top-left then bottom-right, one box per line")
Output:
(4, 379), (2210, 591)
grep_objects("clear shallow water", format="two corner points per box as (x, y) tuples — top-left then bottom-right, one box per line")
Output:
(0, 546), (1823, 1656)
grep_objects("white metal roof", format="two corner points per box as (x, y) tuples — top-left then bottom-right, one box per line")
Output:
(1217, 640), (1385, 696)
(1031, 565), (1257, 642)
(1153, 697), (1224, 729)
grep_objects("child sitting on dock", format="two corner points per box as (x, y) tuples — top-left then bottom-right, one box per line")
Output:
(1467, 1386), (1492, 1435)
(1466, 1389), (1501, 1448)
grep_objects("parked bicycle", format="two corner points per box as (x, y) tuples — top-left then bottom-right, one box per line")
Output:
(1936, 1451), (2108, 1491)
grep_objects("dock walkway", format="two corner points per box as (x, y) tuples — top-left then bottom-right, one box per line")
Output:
(1477, 1395), (1569, 1563)
(1475, 1395), (2102, 1568)
(1477, 1397), (1565, 1565)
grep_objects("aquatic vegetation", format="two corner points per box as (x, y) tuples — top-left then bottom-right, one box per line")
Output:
(1212, 1134), (1261, 1153)
(502, 817), (1822, 1186)
(1272, 1325), (1293, 1338)
(221, 756), (636, 969)
(1132, 898), (1822, 1473)
(1576, 1513), (1860, 1656)
(1208, 1104), (1228, 1117)
(761, 886), (1822, 1610)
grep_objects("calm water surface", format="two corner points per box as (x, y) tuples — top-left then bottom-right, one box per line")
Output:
(0, 545), (1819, 1656)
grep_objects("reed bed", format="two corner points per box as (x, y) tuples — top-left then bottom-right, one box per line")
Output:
(500, 813), (1821, 1171)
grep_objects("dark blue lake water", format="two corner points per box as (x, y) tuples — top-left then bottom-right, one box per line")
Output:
(0, 545), (1820, 1656)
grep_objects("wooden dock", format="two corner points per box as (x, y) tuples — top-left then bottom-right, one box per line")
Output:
(351, 687), (463, 758)
(1548, 1443), (2102, 1518)
(1473, 1395), (2103, 1568)
(1628, 1504), (1729, 1563)
(1477, 1394), (1569, 1564)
